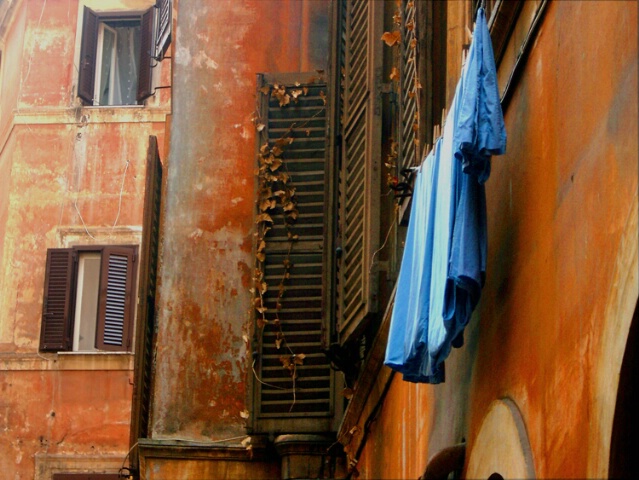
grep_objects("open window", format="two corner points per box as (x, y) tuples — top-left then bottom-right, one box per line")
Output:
(77, 6), (155, 106)
(39, 245), (138, 352)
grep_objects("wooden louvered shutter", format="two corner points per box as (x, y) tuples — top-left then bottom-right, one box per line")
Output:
(336, 0), (383, 344)
(137, 7), (155, 102)
(77, 7), (99, 105)
(130, 136), (162, 463)
(398, 0), (419, 173)
(95, 246), (137, 351)
(155, 0), (172, 60)
(40, 249), (74, 351)
(252, 73), (335, 433)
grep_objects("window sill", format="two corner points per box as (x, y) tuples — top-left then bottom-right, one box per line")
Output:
(0, 352), (134, 371)
(12, 105), (170, 126)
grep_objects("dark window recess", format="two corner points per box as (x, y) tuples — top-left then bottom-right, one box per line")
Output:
(40, 245), (137, 352)
(155, 0), (172, 59)
(77, 6), (155, 106)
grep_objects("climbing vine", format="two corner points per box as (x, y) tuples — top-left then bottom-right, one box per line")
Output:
(251, 75), (326, 399)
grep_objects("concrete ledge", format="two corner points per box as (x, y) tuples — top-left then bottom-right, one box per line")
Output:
(0, 352), (134, 371)
(138, 438), (280, 480)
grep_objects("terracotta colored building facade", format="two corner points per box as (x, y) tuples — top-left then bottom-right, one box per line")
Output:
(0, 0), (169, 478)
(2, 0), (637, 479)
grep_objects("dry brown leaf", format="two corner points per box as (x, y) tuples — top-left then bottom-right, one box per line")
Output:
(319, 90), (327, 105)
(410, 38), (417, 49)
(303, 86), (309, 95)
(256, 252), (266, 263)
(256, 123), (265, 132)
(293, 353), (306, 365)
(389, 66), (400, 81)
(381, 31), (401, 47)
(269, 158), (283, 172)
(393, 11), (401, 25)
(259, 85), (271, 95)
(255, 213), (274, 224)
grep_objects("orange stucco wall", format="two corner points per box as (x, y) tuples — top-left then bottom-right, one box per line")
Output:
(355, 2), (638, 479)
(151, 0), (329, 444)
(0, 0), (170, 477)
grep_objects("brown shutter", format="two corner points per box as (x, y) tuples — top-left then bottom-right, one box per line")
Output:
(398, 0), (419, 173)
(251, 73), (335, 434)
(155, 0), (172, 59)
(137, 7), (155, 102)
(336, 0), (383, 344)
(77, 7), (99, 105)
(130, 136), (163, 465)
(95, 246), (137, 351)
(40, 249), (74, 351)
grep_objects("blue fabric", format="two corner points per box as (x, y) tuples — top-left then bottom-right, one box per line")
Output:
(454, 7), (506, 184)
(402, 141), (443, 384)
(384, 143), (443, 384)
(383, 7), (505, 384)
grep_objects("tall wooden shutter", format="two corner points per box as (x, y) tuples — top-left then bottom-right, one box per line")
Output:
(398, 0), (419, 173)
(77, 7), (99, 105)
(155, 0), (172, 60)
(130, 136), (163, 465)
(336, 0), (383, 344)
(137, 7), (155, 102)
(95, 246), (136, 351)
(252, 73), (335, 433)
(40, 249), (74, 351)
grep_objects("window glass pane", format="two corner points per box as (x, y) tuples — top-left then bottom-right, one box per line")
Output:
(113, 25), (141, 105)
(73, 253), (101, 351)
(98, 25), (116, 106)
(95, 20), (141, 106)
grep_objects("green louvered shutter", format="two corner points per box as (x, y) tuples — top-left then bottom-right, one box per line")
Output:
(336, 0), (383, 344)
(252, 73), (336, 434)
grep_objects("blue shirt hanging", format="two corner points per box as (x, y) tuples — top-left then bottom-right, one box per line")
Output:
(454, 7), (506, 184)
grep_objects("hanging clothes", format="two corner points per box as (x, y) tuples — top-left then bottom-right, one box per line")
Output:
(384, 7), (506, 384)
(384, 142), (443, 384)
(455, 7), (506, 184)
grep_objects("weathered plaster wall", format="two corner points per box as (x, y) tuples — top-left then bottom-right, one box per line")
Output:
(1, 359), (133, 477)
(0, 0), (170, 477)
(354, 1), (638, 479)
(152, 0), (329, 442)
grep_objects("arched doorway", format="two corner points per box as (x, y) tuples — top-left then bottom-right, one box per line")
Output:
(609, 301), (639, 478)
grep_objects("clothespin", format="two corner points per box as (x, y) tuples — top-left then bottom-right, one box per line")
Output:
(421, 143), (431, 161)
